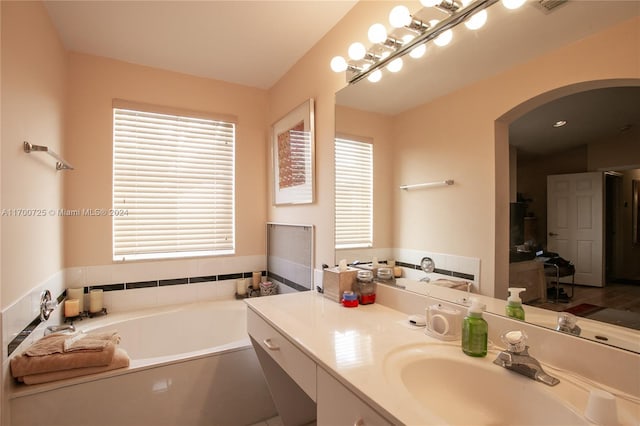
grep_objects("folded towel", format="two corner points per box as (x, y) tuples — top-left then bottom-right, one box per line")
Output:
(25, 330), (119, 357)
(17, 348), (130, 385)
(432, 279), (471, 291)
(64, 331), (120, 353)
(11, 340), (116, 378)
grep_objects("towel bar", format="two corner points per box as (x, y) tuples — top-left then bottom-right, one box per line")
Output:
(400, 179), (454, 190)
(23, 141), (74, 171)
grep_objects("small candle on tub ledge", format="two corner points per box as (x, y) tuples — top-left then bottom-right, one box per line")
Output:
(89, 289), (103, 313)
(64, 299), (80, 318)
(67, 287), (85, 313)
(236, 279), (247, 295)
(252, 272), (261, 290)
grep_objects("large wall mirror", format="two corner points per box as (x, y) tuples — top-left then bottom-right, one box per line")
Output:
(334, 0), (640, 353)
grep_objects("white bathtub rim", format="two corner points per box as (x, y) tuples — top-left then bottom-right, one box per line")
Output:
(9, 341), (253, 400)
(9, 298), (251, 399)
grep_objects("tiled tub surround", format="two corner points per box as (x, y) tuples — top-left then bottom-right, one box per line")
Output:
(333, 248), (481, 292)
(9, 298), (277, 426)
(2, 254), (266, 361)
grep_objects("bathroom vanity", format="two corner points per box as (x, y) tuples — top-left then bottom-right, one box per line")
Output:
(246, 288), (640, 425)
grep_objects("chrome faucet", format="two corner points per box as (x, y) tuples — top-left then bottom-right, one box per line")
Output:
(556, 312), (581, 336)
(493, 331), (559, 386)
(44, 324), (76, 336)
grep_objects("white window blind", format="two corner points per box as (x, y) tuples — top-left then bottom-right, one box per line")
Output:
(113, 107), (235, 261)
(335, 137), (373, 249)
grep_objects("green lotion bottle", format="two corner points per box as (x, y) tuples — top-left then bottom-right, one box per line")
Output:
(505, 287), (526, 320)
(461, 298), (488, 357)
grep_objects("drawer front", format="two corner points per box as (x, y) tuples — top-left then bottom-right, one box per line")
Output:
(317, 368), (393, 426)
(247, 309), (317, 401)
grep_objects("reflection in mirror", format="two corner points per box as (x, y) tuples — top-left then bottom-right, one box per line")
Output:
(634, 180), (640, 246)
(333, 1), (640, 353)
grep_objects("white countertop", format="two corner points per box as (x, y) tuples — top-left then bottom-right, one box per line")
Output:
(246, 291), (640, 425)
(246, 291), (470, 424)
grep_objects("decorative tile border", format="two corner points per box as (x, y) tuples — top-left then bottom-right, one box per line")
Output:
(396, 261), (475, 281)
(268, 272), (310, 293)
(6, 270), (267, 357)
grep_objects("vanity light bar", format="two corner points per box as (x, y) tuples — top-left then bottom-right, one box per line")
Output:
(347, 0), (499, 85)
(400, 179), (454, 190)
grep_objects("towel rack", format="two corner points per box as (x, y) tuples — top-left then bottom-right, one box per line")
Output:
(23, 141), (74, 171)
(400, 179), (454, 190)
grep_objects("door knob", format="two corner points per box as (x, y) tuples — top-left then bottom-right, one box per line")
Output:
(549, 232), (558, 237)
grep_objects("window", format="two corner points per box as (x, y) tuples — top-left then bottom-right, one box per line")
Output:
(112, 102), (235, 261)
(335, 136), (373, 249)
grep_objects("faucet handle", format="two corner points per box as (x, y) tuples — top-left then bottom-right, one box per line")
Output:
(501, 330), (527, 353)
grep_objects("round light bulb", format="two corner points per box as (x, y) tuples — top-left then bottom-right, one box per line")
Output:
(465, 9), (487, 30)
(420, 0), (441, 6)
(501, 0), (526, 9)
(389, 5), (411, 28)
(368, 70), (382, 83)
(330, 56), (348, 73)
(348, 42), (366, 61)
(368, 23), (388, 44)
(409, 44), (427, 59)
(387, 57), (403, 73)
(434, 29), (453, 47)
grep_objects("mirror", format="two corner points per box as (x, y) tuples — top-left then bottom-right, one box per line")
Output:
(334, 1), (640, 352)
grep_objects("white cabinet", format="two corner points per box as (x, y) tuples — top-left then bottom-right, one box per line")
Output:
(248, 307), (395, 426)
(247, 308), (317, 426)
(317, 368), (393, 426)
(247, 308), (316, 400)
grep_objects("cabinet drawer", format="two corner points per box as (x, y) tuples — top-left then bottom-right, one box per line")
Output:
(318, 368), (393, 426)
(247, 309), (316, 401)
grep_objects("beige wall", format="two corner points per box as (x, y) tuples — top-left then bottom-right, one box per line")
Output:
(390, 17), (639, 297)
(64, 53), (268, 267)
(1, 1), (67, 309)
(589, 125), (640, 171)
(266, 1), (396, 270)
(335, 105), (394, 251)
(516, 145), (588, 246)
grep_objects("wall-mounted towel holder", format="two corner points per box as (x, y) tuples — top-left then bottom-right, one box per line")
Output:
(400, 179), (454, 190)
(23, 141), (74, 171)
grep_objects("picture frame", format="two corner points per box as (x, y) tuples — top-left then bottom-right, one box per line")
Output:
(272, 98), (315, 205)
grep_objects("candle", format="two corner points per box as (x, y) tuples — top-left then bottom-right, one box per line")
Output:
(252, 272), (261, 290)
(65, 299), (80, 318)
(236, 279), (246, 295)
(89, 289), (103, 313)
(67, 287), (85, 313)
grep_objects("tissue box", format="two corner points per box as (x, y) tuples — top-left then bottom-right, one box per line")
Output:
(322, 267), (358, 303)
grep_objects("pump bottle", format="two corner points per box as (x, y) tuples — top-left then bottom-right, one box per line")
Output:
(461, 298), (488, 357)
(505, 287), (526, 320)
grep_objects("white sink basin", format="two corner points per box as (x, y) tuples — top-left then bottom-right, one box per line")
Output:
(383, 344), (589, 425)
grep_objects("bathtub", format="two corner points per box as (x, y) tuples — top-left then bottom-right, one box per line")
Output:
(9, 299), (277, 426)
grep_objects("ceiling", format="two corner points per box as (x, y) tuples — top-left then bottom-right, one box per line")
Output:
(44, 1), (638, 155)
(44, 0), (357, 90)
(510, 86), (640, 158)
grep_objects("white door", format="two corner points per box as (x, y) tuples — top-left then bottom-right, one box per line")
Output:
(547, 172), (604, 287)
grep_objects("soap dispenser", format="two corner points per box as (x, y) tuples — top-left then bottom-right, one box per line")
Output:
(461, 297), (488, 357)
(505, 287), (526, 320)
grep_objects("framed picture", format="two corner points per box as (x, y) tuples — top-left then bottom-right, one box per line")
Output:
(272, 99), (315, 205)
